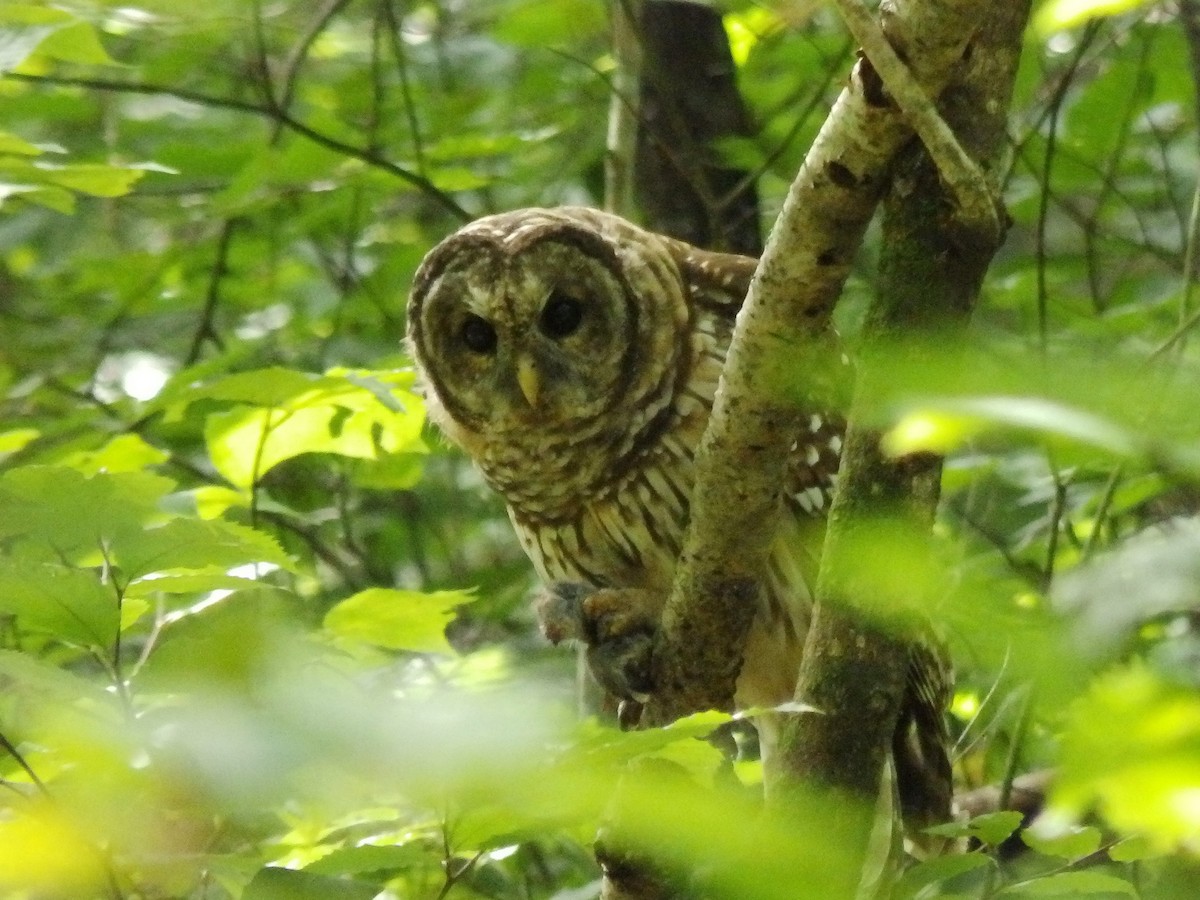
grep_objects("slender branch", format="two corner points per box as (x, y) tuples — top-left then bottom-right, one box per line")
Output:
(832, 0), (1003, 245)
(4, 72), (470, 220)
(0, 730), (49, 795)
(277, 0), (352, 116)
(1034, 22), (1100, 350)
(1081, 465), (1122, 561)
(186, 218), (236, 365)
(382, 0), (428, 174)
(604, 0), (643, 217)
(1152, 177), (1200, 357)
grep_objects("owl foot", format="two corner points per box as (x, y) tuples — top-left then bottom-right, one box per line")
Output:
(534, 582), (661, 709)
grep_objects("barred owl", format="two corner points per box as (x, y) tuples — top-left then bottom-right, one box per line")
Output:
(407, 207), (950, 826)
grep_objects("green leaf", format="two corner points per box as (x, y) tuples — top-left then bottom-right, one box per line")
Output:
(1107, 834), (1161, 862)
(924, 811), (1024, 846)
(191, 368), (424, 487)
(114, 517), (294, 580)
(884, 397), (1134, 458)
(0, 561), (117, 646)
(242, 866), (378, 900)
(0, 180), (74, 213)
(892, 852), (994, 900)
(1055, 663), (1200, 852)
(204, 404), (364, 487)
(0, 131), (41, 155)
(1035, 0), (1154, 34)
(180, 366), (320, 407)
(304, 844), (431, 877)
(998, 871), (1137, 896)
(1020, 823), (1102, 859)
(34, 162), (144, 198)
(323, 588), (470, 653)
(567, 711), (733, 771)
(0, 6), (113, 71)
(56, 433), (169, 475)
(0, 648), (114, 708)
(0, 466), (175, 562)
(0, 427), (39, 454)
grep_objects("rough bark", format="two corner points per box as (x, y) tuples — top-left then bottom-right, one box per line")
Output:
(635, 0), (762, 255)
(642, 0), (993, 729)
(774, 0), (1032, 885)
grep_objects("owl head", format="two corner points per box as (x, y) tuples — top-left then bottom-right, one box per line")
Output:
(406, 208), (692, 453)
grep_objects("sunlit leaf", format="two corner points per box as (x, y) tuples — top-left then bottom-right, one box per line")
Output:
(0, 805), (110, 895)
(324, 588), (471, 653)
(0, 427), (38, 453)
(884, 396), (1134, 458)
(1055, 664), (1200, 851)
(1034, 0), (1154, 34)
(55, 433), (169, 475)
(33, 162), (144, 197)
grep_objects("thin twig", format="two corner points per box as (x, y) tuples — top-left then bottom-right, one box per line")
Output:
(0, 730), (49, 795)
(186, 218), (236, 365)
(278, 0), (353, 118)
(382, 0), (428, 173)
(1034, 22), (1101, 350)
(832, 0), (1002, 244)
(1040, 464), (1070, 594)
(1081, 465), (1123, 562)
(6, 72), (470, 220)
(1151, 177), (1200, 358)
(604, 0), (643, 216)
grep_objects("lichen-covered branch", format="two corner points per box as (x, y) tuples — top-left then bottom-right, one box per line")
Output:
(775, 0), (1032, 878)
(642, 0), (993, 728)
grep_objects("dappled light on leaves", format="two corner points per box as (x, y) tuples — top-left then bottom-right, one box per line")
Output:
(1057, 665), (1200, 852)
(1, 1), (1199, 898)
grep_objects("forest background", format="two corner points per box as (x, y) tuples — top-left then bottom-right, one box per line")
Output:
(2, 0), (1200, 898)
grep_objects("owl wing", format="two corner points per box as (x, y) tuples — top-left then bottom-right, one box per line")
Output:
(665, 237), (845, 522)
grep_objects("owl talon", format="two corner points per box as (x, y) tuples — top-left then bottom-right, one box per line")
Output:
(533, 582), (593, 645)
(534, 583), (661, 702)
(587, 630), (655, 700)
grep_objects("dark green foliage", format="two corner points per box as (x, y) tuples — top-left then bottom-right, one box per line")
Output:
(1, 1), (1199, 898)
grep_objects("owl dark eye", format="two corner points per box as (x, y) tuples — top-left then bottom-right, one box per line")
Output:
(539, 291), (584, 339)
(460, 314), (497, 354)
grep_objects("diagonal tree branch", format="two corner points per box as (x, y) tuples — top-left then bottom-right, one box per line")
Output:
(642, 0), (993, 728)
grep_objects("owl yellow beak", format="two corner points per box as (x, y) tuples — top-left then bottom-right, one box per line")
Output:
(516, 356), (541, 407)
